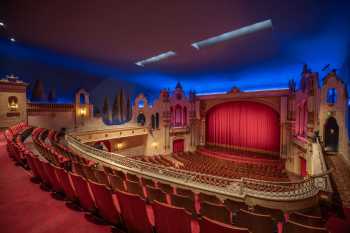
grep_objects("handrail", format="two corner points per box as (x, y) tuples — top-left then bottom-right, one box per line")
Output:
(66, 133), (330, 201)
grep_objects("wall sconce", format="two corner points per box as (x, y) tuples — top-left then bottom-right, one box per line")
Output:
(116, 143), (123, 151)
(8, 102), (18, 111)
(79, 107), (87, 117)
(151, 142), (158, 148)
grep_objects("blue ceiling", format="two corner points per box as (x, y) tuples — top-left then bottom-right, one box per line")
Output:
(0, 0), (349, 95)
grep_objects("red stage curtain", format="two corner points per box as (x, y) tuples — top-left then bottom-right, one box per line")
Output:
(173, 139), (184, 153)
(206, 101), (280, 153)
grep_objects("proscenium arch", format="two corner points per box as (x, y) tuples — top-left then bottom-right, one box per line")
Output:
(324, 116), (339, 152)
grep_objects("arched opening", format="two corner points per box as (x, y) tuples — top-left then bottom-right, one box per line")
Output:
(8, 96), (18, 111)
(174, 104), (182, 127)
(183, 107), (187, 126)
(151, 114), (156, 129)
(324, 117), (339, 152)
(173, 139), (184, 153)
(80, 93), (86, 104)
(327, 88), (337, 105)
(155, 112), (159, 129)
(137, 113), (146, 126)
(138, 100), (145, 108)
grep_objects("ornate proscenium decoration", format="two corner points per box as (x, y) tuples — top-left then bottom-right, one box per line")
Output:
(8, 96), (18, 111)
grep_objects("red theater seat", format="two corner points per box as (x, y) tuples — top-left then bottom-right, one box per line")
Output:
(236, 208), (274, 233)
(152, 201), (192, 233)
(54, 167), (76, 201)
(25, 152), (41, 181)
(115, 190), (153, 233)
(289, 212), (325, 227)
(109, 174), (125, 191)
(70, 173), (96, 211)
(88, 181), (120, 225)
(146, 186), (167, 204)
(200, 201), (232, 224)
(158, 182), (174, 194)
(285, 219), (328, 233)
(93, 169), (110, 186)
(171, 194), (196, 214)
(126, 173), (140, 182)
(176, 187), (195, 199)
(33, 158), (52, 187)
(125, 180), (145, 198)
(199, 216), (249, 233)
(199, 192), (222, 204)
(141, 177), (156, 187)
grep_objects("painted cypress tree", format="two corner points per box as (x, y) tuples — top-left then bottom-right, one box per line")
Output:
(126, 94), (131, 121)
(112, 91), (120, 122)
(102, 96), (110, 119)
(31, 79), (46, 101)
(47, 89), (56, 102)
(119, 88), (126, 122)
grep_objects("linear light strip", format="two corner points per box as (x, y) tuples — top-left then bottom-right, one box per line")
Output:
(135, 51), (176, 67)
(191, 19), (273, 50)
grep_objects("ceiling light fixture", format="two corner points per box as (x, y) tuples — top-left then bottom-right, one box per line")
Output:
(135, 51), (176, 67)
(191, 19), (273, 50)
(0, 22), (4, 27)
(10, 37), (16, 42)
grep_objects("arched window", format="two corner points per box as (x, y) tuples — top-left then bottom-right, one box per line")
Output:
(327, 88), (337, 104)
(155, 112), (159, 129)
(8, 96), (18, 111)
(183, 107), (187, 126)
(138, 100), (145, 108)
(137, 113), (146, 126)
(151, 114), (156, 129)
(175, 105), (182, 127)
(80, 93), (86, 104)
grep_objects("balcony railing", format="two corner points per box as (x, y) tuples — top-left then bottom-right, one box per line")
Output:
(66, 133), (331, 201)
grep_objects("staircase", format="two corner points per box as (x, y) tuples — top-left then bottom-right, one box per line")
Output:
(325, 153), (350, 207)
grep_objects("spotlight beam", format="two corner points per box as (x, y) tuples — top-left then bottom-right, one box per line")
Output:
(135, 51), (176, 67)
(191, 19), (273, 50)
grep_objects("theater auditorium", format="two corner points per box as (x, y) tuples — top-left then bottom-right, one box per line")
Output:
(1, 1), (350, 233)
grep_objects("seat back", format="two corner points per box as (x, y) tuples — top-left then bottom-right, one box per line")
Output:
(93, 169), (110, 186)
(200, 216), (249, 233)
(103, 165), (114, 175)
(70, 173), (95, 211)
(115, 190), (153, 233)
(152, 201), (192, 233)
(81, 164), (96, 181)
(289, 212), (325, 227)
(72, 162), (85, 177)
(171, 194), (196, 214)
(285, 219), (328, 233)
(46, 163), (63, 193)
(55, 167), (76, 201)
(32, 157), (50, 185)
(199, 192), (222, 204)
(146, 186), (166, 203)
(109, 174), (125, 191)
(236, 209), (274, 233)
(89, 181), (120, 225)
(141, 177), (156, 187)
(224, 199), (248, 214)
(126, 173), (139, 182)
(254, 205), (284, 222)
(158, 182), (174, 194)
(176, 187), (195, 199)
(200, 201), (231, 224)
(114, 170), (126, 180)
(125, 180), (145, 198)
(26, 153), (40, 179)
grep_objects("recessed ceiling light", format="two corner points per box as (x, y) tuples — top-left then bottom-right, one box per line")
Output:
(191, 19), (273, 50)
(135, 51), (176, 67)
(0, 22), (4, 27)
(10, 38), (16, 42)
